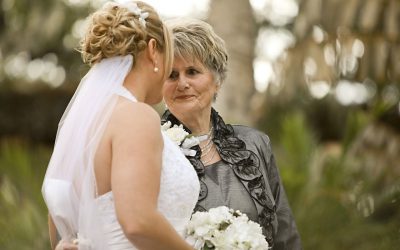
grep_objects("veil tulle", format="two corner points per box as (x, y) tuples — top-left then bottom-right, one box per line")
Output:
(42, 55), (134, 249)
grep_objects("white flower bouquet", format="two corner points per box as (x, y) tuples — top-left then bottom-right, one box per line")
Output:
(161, 121), (201, 156)
(186, 206), (270, 250)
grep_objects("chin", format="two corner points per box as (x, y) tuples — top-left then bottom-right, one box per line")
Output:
(169, 103), (197, 115)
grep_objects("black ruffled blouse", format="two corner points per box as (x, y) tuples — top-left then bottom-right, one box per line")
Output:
(161, 108), (302, 250)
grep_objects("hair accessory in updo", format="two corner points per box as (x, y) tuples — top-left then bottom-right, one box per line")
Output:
(114, 0), (149, 27)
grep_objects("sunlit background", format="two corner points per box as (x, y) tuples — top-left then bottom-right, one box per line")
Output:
(1, 0), (399, 249)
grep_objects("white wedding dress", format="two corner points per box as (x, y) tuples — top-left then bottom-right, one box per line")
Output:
(42, 56), (199, 250)
(43, 86), (200, 250)
(95, 88), (200, 249)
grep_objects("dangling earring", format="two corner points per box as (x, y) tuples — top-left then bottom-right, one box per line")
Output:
(213, 92), (218, 101)
(153, 60), (159, 73)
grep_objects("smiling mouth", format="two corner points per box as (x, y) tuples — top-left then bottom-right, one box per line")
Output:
(175, 95), (195, 100)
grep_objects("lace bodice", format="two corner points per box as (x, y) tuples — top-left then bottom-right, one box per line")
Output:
(157, 132), (200, 234)
(95, 88), (200, 249)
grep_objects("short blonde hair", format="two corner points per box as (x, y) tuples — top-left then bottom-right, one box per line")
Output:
(167, 18), (228, 84)
(80, 1), (173, 76)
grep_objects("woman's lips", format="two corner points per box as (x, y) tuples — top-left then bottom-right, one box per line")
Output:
(175, 95), (195, 100)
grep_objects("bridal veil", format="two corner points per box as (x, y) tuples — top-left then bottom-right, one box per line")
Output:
(42, 55), (133, 249)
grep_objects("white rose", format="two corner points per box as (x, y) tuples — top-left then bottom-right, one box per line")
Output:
(181, 136), (200, 149)
(208, 206), (233, 225)
(161, 121), (172, 131)
(222, 217), (268, 250)
(164, 124), (188, 145)
(186, 206), (269, 250)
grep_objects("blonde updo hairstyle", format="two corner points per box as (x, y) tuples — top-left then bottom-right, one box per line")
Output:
(80, 1), (173, 77)
(167, 18), (228, 85)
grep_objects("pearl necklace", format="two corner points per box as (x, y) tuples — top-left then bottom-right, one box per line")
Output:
(200, 126), (217, 165)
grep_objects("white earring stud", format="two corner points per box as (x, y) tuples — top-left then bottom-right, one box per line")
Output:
(153, 67), (159, 73)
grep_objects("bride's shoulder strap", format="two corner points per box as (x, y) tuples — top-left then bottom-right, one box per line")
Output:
(115, 86), (137, 102)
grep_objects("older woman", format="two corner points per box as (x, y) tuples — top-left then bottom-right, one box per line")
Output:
(162, 18), (302, 249)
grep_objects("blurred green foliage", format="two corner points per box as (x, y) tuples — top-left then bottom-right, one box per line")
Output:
(266, 109), (400, 250)
(0, 139), (51, 249)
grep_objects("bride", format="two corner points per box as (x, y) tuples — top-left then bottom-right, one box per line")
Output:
(42, 1), (199, 249)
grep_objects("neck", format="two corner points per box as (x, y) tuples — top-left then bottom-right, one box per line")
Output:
(176, 107), (212, 135)
(123, 54), (154, 103)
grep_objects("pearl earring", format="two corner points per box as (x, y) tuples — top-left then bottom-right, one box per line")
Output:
(213, 92), (218, 101)
(153, 67), (159, 73)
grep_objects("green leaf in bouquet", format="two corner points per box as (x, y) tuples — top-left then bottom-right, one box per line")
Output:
(218, 221), (231, 231)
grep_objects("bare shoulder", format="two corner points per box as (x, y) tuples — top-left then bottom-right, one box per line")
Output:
(109, 98), (161, 139)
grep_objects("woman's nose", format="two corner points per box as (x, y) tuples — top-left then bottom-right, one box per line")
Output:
(176, 77), (189, 91)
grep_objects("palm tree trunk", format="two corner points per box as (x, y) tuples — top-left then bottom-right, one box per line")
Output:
(207, 0), (257, 125)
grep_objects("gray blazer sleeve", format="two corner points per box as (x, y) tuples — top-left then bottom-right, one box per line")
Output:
(258, 133), (302, 250)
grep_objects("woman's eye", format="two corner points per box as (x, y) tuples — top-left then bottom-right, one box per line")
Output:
(187, 68), (198, 75)
(169, 71), (178, 80)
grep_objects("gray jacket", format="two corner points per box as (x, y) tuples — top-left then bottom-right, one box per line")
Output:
(233, 125), (302, 250)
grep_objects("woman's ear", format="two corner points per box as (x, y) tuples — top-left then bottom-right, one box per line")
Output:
(147, 39), (160, 72)
(147, 38), (158, 62)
